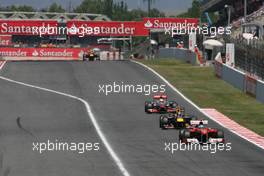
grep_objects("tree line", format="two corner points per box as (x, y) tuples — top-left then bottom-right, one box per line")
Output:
(0, 0), (165, 21)
(0, 0), (215, 23)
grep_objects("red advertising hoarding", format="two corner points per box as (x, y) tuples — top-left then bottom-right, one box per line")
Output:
(143, 17), (199, 29)
(67, 21), (149, 36)
(0, 47), (85, 60)
(0, 20), (149, 36)
(0, 35), (12, 46)
(0, 18), (197, 36)
(0, 20), (58, 36)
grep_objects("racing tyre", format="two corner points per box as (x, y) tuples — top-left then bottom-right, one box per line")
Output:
(145, 108), (152, 114)
(160, 116), (168, 129)
(145, 107), (150, 113)
(217, 130), (224, 138)
(179, 129), (185, 139)
(183, 130), (191, 138)
(145, 102), (152, 113)
(180, 130), (190, 143)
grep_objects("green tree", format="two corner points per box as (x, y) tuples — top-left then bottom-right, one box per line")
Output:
(125, 9), (147, 21)
(48, 3), (66, 13)
(143, 0), (156, 16)
(74, 0), (165, 21)
(74, 0), (103, 13)
(149, 8), (165, 17)
(9, 5), (18, 11)
(17, 5), (34, 12)
(3, 5), (35, 12)
(103, 0), (113, 18)
(177, 0), (219, 24)
(113, 1), (129, 20)
(177, 0), (201, 18)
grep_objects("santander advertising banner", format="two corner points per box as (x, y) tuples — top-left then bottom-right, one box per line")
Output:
(0, 35), (12, 46)
(0, 18), (198, 61)
(0, 20), (149, 36)
(67, 21), (149, 36)
(0, 20), (58, 35)
(0, 19), (199, 36)
(143, 18), (199, 29)
(0, 48), (85, 60)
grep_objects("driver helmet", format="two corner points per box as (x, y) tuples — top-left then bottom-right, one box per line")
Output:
(197, 121), (204, 128)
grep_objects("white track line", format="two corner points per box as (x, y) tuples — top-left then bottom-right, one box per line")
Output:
(131, 60), (264, 150)
(0, 75), (131, 176)
(0, 60), (7, 70)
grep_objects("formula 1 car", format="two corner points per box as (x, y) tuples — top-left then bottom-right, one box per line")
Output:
(159, 108), (193, 129)
(179, 120), (225, 144)
(83, 49), (100, 61)
(160, 114), (193, 129)
(145, 94), (177, 114)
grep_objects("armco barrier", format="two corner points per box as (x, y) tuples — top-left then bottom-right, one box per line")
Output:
(256, 80), (264, 103)
(158, 48), (197, 65)
(222, 64), (245, 91)
(214, 62), (264, 104)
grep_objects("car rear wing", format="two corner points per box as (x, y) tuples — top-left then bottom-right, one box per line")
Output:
(153, 95), (167, 99)
(190, 120), (208, 125)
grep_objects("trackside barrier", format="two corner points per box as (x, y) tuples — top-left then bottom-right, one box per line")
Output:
(214, 61), (264, 104)
(245, 75), (257, 97)
(100, 51), (124, 61)
(256, 80), (264, 103)
(222, 64), (245, 91)
(214, 61), (223, 78)
(0, 47), (85, 61)
(113, 52), (116, 60)
(106, 52), (110, 60)
(0, 48), (124, 61)
(158, 48), (198, 65)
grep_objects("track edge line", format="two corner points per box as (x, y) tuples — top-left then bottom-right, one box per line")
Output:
(0, 75), (131, 176)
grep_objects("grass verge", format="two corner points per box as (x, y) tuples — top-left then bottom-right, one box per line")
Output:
(139, 59), (264, 136)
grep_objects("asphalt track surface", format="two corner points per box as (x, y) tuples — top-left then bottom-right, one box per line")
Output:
(0, 60), (263, 176)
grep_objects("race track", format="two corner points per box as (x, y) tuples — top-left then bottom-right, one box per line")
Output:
(0, 61), (263, 176)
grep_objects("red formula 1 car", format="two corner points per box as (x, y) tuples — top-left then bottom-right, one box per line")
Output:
(145, 94), (177, 114)
(179, 120), (225, 144)
(83, 49), (100, 61)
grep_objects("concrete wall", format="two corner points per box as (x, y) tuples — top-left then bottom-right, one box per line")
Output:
(256, 80), (264, 103)
(158, 48), (198, 65)
(215, 62), (264, 104)
(222, 64), (245, 91)
(159, 49), (264, 103)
